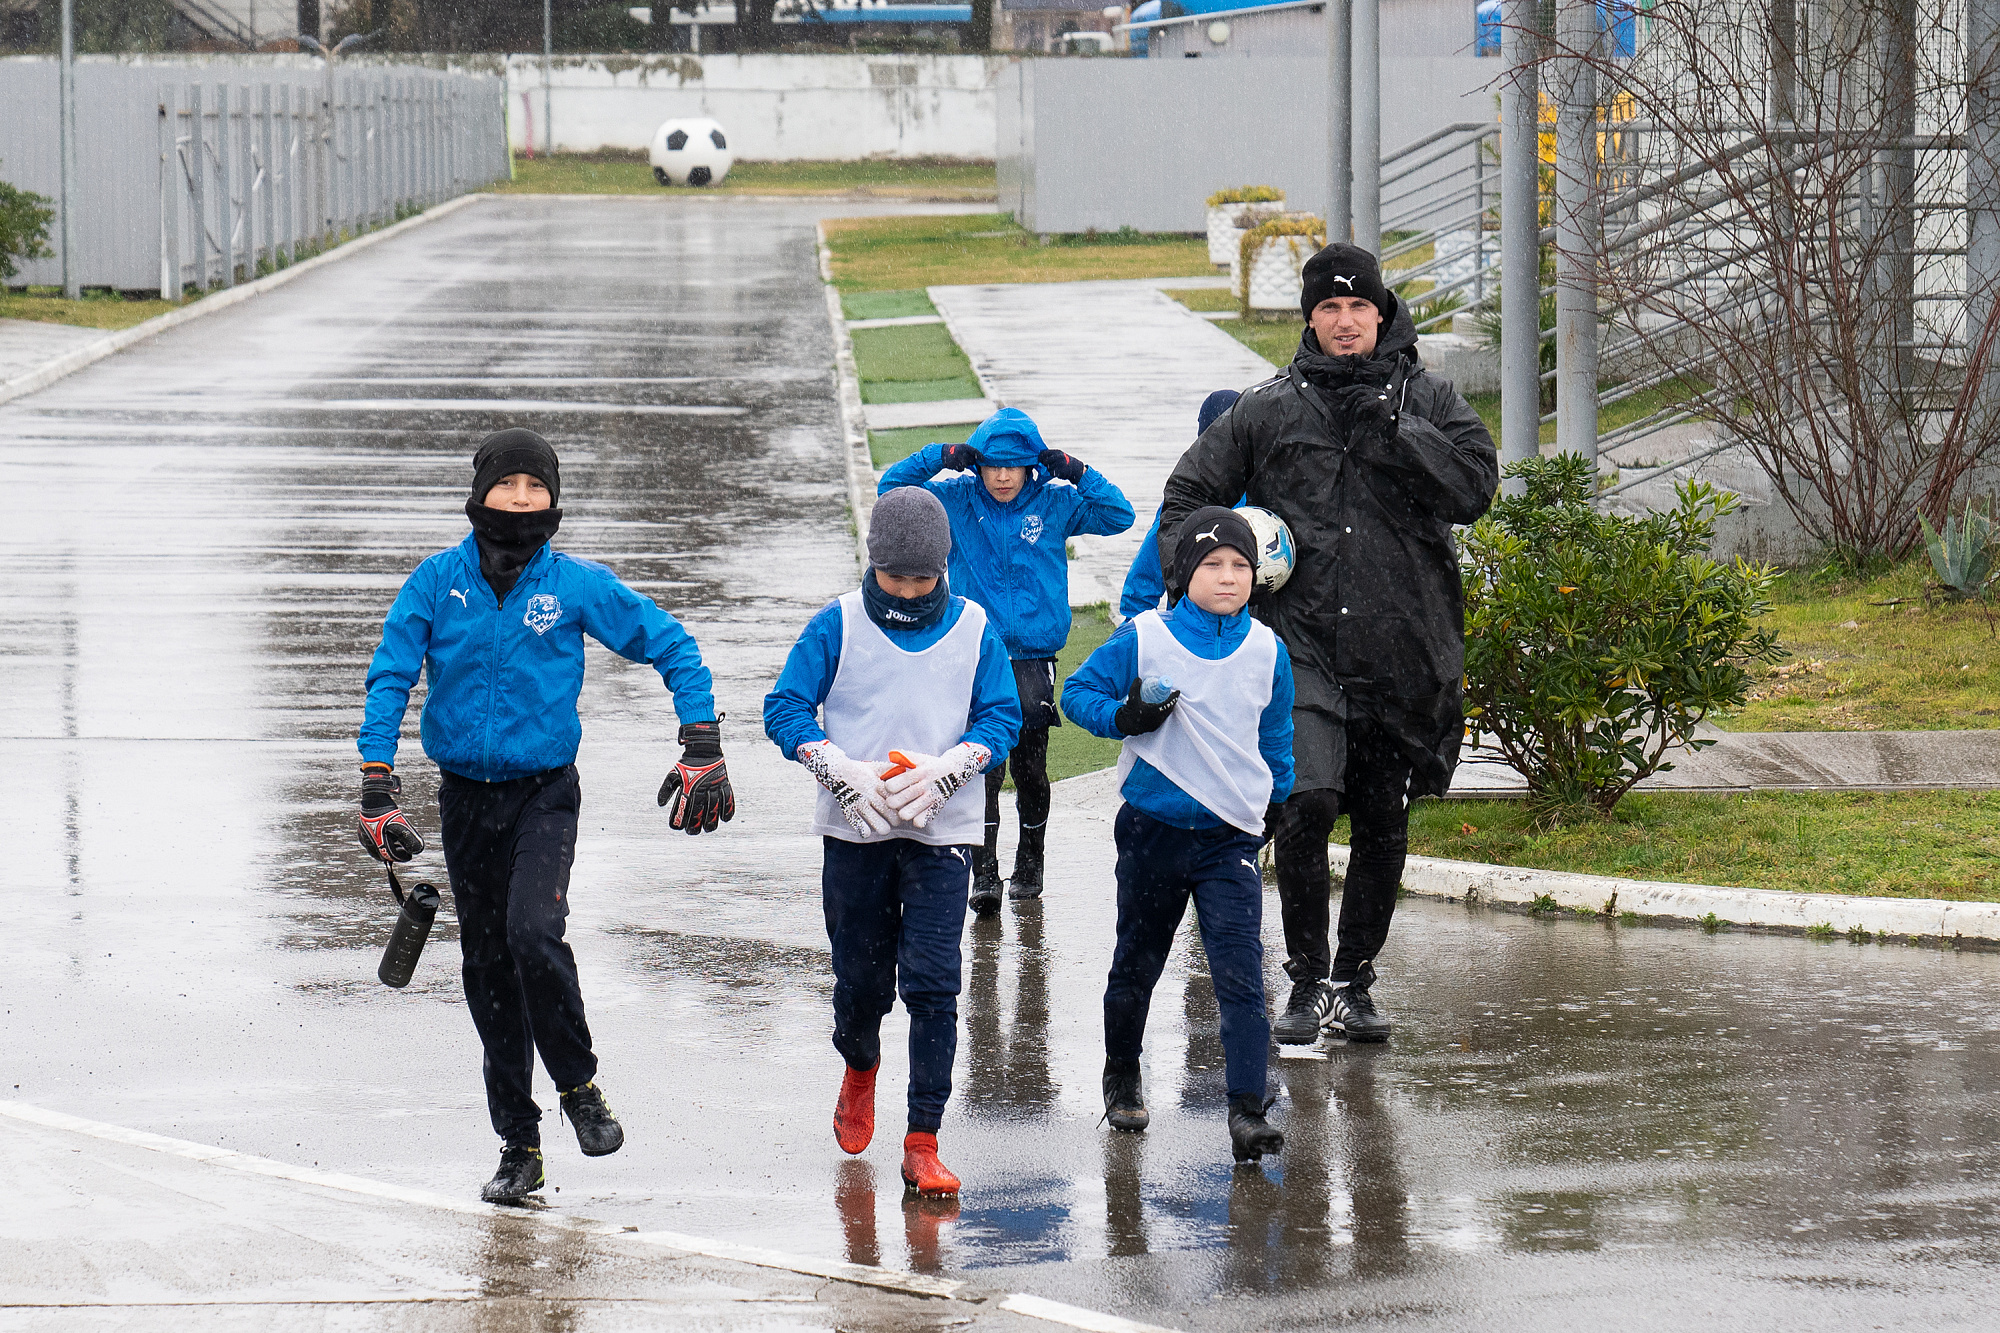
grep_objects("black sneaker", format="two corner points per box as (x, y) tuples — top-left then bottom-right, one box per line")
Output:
(1101, 1058), (1148, 1132)
(1227, 1094), (1283, 1163)
(1271, 978), (1332, 1044)
(559, 1081), (626, 1156)
(1008, 827), (1046, 901)
(970, 848), (1004, 915)
(481, 1144), (545, 1202)
(1328, 967), (1392, 1043)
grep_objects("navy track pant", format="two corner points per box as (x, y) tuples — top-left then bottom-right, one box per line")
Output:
(438, 765), (596, 1148)
(821, 836), (972, 1132)
(1104, 803), (1270, 1104)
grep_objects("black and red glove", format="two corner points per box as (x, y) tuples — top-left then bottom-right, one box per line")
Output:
(1037, 448), (1088, 484)
(940, 443), (982, 472)
(657, 720), (735, 835)
(358, 763), (426, 863)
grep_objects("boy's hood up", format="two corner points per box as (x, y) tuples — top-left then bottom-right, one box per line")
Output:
(964, 407), (1047, 470)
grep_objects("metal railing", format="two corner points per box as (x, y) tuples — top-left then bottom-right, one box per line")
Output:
(159, 69), (507, 299)
(1378, 121), (1500, 332)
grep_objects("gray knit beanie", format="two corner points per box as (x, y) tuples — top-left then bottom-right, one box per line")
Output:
(868, 486), (952, 578)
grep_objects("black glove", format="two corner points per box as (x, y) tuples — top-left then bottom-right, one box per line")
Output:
(940, 443), (982, 472)
(1263, 802), (1287, 845)
(1331, 382), (1399, 443)
(1038, 448), (1088, 484)
(1113, 679), (1180, 737)
(358, 764), (425, 863)
(658, 720), (735, 835)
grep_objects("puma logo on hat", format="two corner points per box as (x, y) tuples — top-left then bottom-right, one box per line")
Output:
(1332, 275), (1356, 291)
(1195, 525), (1221, 545)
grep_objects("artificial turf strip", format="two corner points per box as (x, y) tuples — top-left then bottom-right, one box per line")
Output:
(842, 289), (938, 320)
(869, 424), (971, 471)
(1407, 789), (2000, 901)
(492, 154), (997, 198)
(822, 213), (1213, 292)
(849, 322), (981, 404)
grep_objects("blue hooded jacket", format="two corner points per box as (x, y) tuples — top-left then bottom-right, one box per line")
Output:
(878, 408), (1135, 660)
(360, 532), (717, 783)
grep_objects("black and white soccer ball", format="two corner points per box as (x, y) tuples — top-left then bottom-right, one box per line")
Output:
(649, 117), (734, 187)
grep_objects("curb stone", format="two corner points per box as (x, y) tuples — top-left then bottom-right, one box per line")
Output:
(1332, 843), (2000, 949)
(816, 221), (875, 570)
(0, 193), (487, 409)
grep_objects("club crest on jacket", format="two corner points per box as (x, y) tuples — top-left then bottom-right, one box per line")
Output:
(524, 593), (563, 635)
(1021, 515), (1044, 545)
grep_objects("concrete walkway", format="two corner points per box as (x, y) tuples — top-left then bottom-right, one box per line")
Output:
(0, 317), (102, 383)
(928, 276), (1269, 606)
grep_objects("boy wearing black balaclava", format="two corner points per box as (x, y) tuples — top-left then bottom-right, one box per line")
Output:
(358, 427), (737, 1203)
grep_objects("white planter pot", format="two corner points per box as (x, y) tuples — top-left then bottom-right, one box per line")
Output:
(1243, 231), (1320, 311)
(1206, 197), (1283, 267)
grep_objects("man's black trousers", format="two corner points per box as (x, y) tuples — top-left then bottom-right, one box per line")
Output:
(438, 765), (596, 1147)
(1272, 713), (1413, 986)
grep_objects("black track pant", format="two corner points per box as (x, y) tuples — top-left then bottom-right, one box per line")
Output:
(438, 765), (596, 1148)
(1272, 715), (1413, 986)
(983, 724), (1051, 854)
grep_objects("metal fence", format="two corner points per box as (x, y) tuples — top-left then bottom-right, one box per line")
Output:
(0, 59), (508, 294)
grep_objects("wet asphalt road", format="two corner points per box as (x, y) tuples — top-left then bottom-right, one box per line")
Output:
(7, 196), (2000, 1331)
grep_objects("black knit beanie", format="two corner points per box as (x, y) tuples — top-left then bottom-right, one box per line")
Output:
(1299, 243), (1394, 322)
(1173, 505), (1259, 596)
(471, 428), (561, 506)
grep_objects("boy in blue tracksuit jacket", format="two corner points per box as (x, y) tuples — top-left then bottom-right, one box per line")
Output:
(763, 487), (1022, 1197)
(1118, 390), (1242, 622)
(358, 429), (736, 1204)
(1063, 506), (1293, 1163)
(879, 407), (1134, 913)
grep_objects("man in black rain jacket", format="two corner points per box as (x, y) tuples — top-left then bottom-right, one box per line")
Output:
(1158, 242), (1497, 1045)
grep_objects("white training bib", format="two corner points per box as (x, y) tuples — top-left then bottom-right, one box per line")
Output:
(1116, 608), (1278, 836)
(815, 590), (988, 846)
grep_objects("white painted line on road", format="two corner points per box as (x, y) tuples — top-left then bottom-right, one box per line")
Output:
(999, 1292), (1186, 1332)
(0, 1101), (961, 1303)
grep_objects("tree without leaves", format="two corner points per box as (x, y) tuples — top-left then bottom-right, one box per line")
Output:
(1532, 0), (2000, 562)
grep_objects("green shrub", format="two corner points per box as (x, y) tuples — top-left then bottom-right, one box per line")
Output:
(0, 172), (54, 282)
(1461, 453), (1787, 825)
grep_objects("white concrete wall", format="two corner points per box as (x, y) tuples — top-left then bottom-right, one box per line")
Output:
(502, 54), (1008, 159)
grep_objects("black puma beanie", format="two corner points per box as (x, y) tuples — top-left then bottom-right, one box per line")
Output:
(1299, 243), (1394, 322)
(472, 428), (561, 506)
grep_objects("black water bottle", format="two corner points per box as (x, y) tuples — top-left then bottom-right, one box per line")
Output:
(377, 864), (441, 989)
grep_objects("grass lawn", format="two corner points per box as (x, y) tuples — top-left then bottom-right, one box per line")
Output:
(1406, 789), (2000, 902)
(1715, 560), (2000, 732)
(823, 213), (1213, 292)
(869, 423), (972, 470)
(492, 153), (996, 198)
(2, 287), (183, 331)
(849, 322), (981, 404)
(1047, 603), (1123, 783)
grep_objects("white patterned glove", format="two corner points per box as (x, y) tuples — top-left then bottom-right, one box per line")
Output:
(797, 741), (895, 836)
(883, 742), (992, 830)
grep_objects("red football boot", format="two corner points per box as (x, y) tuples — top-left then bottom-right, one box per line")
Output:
(834, 1063), (877, 1155)
(900, 1131), (961, 1196)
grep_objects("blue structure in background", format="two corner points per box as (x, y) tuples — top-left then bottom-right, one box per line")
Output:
(799, 3), (972, 21)
(1474, 0), (1635, 59)
(1128, 0), (1161, 54)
